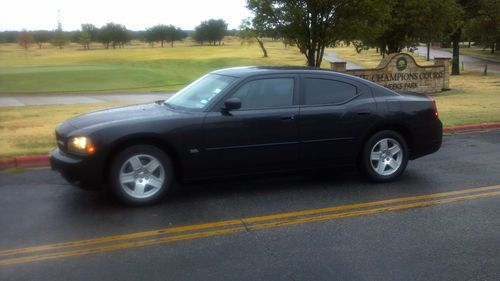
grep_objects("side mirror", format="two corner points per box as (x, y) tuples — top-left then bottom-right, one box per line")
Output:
(222, 97), (241, 112)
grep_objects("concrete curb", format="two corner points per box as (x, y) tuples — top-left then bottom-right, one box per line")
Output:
(442, 122), (500, 134)
(0, 155), (49, 170)
(1, 122), (499, 171)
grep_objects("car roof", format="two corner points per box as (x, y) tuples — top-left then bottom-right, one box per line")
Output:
(211, 66), (398, 96)
(211, 66), (360, 80)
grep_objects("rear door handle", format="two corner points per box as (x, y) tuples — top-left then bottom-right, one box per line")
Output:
(356, 112), (371, 116)
(279, 114), (295, 120)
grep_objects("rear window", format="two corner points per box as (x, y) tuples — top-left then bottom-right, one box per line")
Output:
(303, 78), (357, 105)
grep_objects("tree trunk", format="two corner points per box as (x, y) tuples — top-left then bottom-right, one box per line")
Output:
(379, 44), (386, 57)
(451, 29), (461, 75)
(161, 41), (164, 47)
(427, 42), (431, 61)
(317, 46), (325, 67)
(496, 40), (500, 51)
(306, 49), (315, 67)
(170, 41), (174, 48)
(387, 41), (401, 54)
(256, 38), (268, 58)
(491, 43), (495, 54)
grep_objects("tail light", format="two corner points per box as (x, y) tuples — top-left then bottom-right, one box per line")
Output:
(429, 96), (439, 120)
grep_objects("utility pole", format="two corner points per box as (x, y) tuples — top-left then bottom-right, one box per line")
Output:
(57, 9), (62, 30)
(53, 9), (67, 49)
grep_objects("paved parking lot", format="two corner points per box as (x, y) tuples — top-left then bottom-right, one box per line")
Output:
(0, 131), (499, 281)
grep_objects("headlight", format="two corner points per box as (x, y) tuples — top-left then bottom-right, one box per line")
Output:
(67, 136), (96, 155)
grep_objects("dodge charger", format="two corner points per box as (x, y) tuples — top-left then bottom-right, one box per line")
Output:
(50, 67), (442, 205)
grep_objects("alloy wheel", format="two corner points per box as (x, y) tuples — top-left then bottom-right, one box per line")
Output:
(370, 138), (403, 176)
(119, 154), (165, 199)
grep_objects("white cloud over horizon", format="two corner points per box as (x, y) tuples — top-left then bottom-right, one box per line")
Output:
(1, 0), (252, 31)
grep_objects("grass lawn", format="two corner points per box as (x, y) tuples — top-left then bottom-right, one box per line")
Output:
(434, 71), (500, 126)
(0, 39), (312, 94)
(0, 103), (134, 157)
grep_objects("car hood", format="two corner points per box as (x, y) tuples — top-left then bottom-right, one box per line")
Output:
(67, 102), (177, 129)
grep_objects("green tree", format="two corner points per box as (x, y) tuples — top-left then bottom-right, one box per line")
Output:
(17, 30), (34, 50)
(193, 19), (228, 45)
(32, 30), (51, 49)
(247, 0), (390, 67)
(98, 23), (130, 49)
(51, 21), (68, 49)
(192, 24), (207, 45)
(417, 0), (462, 61)
(357, 0), (460, 58)
(150, 25), (169, 47)
(0, 31), (21, 43)
(449, 0), (483, 75)
(465, 0), (500, 53)
(81, 23), (99, 48)
(147, 25), (187, 47)
(237, 18), (272, 57)
(165, 25), (187, 47)
(144, 27), (157, 47)
(79, 31), (91, 50)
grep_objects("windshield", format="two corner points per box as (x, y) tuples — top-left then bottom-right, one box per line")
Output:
(165, 74), (236, 111)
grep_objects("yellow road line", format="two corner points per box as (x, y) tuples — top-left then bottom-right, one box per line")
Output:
(0, 189), (499, 266)
(1, 184), (499, 257)
(0, 227), (247, 266)
(0, 218), (242, 256)
(249, 190), (500, 230)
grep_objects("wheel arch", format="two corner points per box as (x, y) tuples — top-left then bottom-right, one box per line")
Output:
(358, 123), (415, 161)
(102, 135), (183, 186)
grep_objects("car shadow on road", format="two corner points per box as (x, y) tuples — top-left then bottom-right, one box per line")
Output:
(63, 167), (434, 214)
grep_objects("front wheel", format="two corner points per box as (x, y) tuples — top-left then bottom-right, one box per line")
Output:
(360, 130), (408, 182)
(109, 145), (174, 206)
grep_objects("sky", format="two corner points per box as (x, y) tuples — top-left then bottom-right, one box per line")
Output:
(0, 0), (252, 31)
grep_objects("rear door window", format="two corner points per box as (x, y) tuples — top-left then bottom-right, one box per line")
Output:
(303, 78), (357, 105)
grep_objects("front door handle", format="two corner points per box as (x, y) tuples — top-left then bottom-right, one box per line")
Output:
(279, 114), (295, 120)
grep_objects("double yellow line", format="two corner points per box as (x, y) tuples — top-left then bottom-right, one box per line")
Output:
(1, 184), (499, 266)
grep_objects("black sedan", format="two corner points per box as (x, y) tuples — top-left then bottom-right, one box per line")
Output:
(50, 67), (442, 205)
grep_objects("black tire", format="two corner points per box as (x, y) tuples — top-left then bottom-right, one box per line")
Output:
(360, 130), (409, 182)
(109, 145), (174, 206)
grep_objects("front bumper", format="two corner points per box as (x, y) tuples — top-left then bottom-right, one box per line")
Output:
(49, 148), (104, 189)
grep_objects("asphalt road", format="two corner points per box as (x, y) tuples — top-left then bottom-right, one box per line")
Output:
(413, 46), (500, 74)
(1, 131), (499, 281)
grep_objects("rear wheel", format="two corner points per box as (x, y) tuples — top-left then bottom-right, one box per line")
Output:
(360, 130), (408, 182)
(109, 145), (174, 205)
